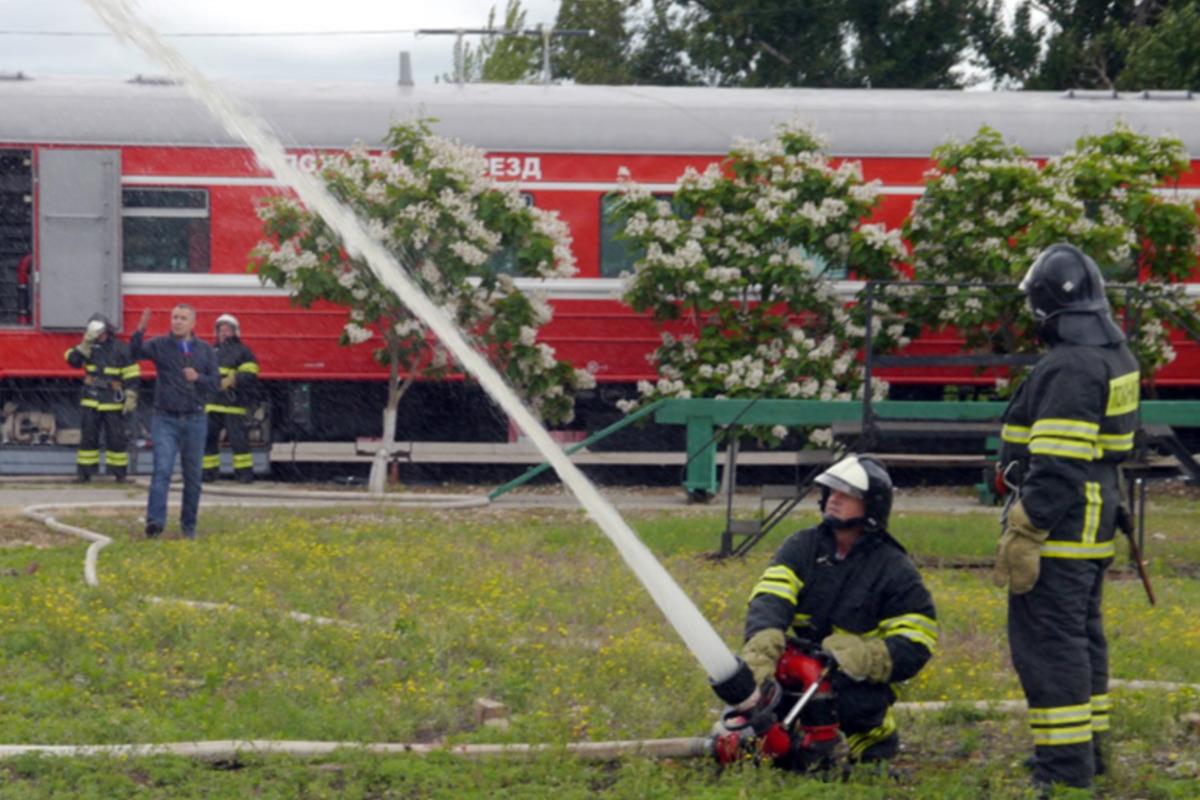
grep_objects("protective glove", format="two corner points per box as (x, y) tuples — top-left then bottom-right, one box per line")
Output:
(741, 628), (786, 686)
(122, 390), (138, 415)
(993, 500), (1049, 594)
(220, 373), (236, 391)
(821, 633), (892, 683)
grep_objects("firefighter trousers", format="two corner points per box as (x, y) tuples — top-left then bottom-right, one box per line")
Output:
(1008, 556), (1110, 789)
(78, 407), (128, 478)
(203, 411), (251, 478)
(831, 674), (900, 762)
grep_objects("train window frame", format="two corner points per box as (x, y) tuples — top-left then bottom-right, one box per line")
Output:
(484, 192), (535, 276)
(599, 192), (678, 279)
(121, 187), (211, 274)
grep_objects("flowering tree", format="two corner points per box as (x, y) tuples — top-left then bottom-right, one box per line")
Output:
(904, 125), (1200, 389)
(252, 121), (595, 479)
(610, 122), (910, 446)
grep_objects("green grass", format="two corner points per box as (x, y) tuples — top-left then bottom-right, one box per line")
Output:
(0, 494), (1196, 798)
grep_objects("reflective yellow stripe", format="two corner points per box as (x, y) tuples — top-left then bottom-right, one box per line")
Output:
(233, 453), (254, 469)
(1091, 694), (1111, 712)
(790, 612), (812, 630)
(1032, 724), (1093, 746)
(1082, 482), (1101, 545)
(102, 367), (122, 376)
(1097, 432), (1133, 454)
(750, 584), (798, 604)
(1029, 437), (1096, 460)
(873, 613), (939, 653)
(105, 451), (128, 466)
(76, 450), (100, 465)
(1028, 704), (1091, 724)
(237, 361), (260, 374)
(1041, 540), (1116, 559)
(81, 398), (99, 409)
(219, 367), (236, 375)
(122, 365), (141, 379)
(202, 454), (221, 469)
(763, 565), (802, 595)
(847, 708), (896, 758)
(94, 403), (123, 412)
(1106, 371), (1139, 416)
(1030, 418), (1099, 441)
(85, 365), (98, 373)
(1001, 424), (1030, 444)
(205, 404), (247, 415)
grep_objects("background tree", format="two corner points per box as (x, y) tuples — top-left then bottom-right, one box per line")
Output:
(1118, 1), (1200, 90)
(252, 122), (594, 488)
(903, 124), (1200, 390)
(552, 0), (634, 84)
(969, 0), (1190, 89)
(680, 0), (981, 87)
(441, 0), (540, 83)
(611, 122), (910, 446)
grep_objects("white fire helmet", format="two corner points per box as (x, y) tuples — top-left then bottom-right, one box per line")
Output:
(214, 313), (240, 338)
(814, 454), (893, 533)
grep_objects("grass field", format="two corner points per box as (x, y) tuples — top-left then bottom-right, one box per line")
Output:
(0, 488), (1197, 798)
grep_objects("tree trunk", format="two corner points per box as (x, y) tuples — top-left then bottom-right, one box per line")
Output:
(369, 338), (409, 495)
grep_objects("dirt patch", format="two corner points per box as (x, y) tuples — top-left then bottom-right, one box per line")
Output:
(0, 515), (79, 549)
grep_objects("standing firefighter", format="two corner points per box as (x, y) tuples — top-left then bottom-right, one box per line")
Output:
(710, 455), (938, 771)
(995, 243), (1139, 791)
(64, 313), (139, 482)
(203, 313), (259, 483)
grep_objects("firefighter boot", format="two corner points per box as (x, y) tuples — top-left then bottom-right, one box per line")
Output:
(203, 469), (218, 483)
(236, 469), (254, 484)
(111, 468), (128, 483)
(74, 466), (92, 484)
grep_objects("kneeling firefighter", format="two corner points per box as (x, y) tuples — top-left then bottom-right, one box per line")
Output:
(203, 313), (259, 482)
(710, 455), (938, 770)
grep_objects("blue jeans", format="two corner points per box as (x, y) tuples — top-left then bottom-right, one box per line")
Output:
(147, 412), (208, 538)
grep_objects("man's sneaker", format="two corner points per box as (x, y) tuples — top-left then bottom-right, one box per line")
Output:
(144, 522), (163, 539)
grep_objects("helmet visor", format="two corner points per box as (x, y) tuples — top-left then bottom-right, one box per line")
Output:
(814, 472), (864, 499)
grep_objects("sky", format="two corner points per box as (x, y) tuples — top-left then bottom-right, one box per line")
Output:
(0, 0), (564, 85)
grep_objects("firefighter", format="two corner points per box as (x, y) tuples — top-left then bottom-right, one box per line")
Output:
(203, 313), (259, 483)
(995, 243), (1139, 791)
(64, 313), (139, 482)
(711, 455), (938, 767)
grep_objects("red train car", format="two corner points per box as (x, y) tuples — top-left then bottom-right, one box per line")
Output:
(0, 76), (1197, 451)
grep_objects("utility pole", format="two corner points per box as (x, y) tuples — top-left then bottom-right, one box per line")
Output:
(417, 27), (594, 85)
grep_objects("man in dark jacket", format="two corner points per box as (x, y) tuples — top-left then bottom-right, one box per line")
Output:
(712, 455), (938, 766)
(203, 313), (259, 483)
(130, 304), (219, 539)
(996, 243), (1139, 791)
(64, 313), (139, 482)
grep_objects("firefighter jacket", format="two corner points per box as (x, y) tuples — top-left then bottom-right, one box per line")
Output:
(745, 522), (938, 686)
(129, 331), (220, 415)
(64, 337), (140, 412)
(205, 338), (259, 415)
(999, 342), (1140, 559)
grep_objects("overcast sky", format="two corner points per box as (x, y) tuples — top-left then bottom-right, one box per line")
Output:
(0, 0), (564, 85)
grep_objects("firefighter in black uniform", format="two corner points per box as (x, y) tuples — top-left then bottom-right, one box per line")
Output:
(711, 455), (938, 766)
(64, 313), (139, 482)
(203, 313), (259, 483)
(995, 243), (1139, 791)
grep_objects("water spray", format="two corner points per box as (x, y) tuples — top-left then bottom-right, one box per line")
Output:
(85, 0), (740, 684)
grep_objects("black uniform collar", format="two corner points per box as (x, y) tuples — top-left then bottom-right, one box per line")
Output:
(816, 521), (906, 557)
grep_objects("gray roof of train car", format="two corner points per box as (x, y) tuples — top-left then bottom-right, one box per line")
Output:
(0, 75), (1196, 157)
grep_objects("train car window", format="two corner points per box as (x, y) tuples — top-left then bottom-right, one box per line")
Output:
(484, 192), (534, 276)
(122, 188), (210, 273)
(601, 193), (702, 278)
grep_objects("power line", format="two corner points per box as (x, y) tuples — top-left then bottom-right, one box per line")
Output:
(0, 28), (426, 38)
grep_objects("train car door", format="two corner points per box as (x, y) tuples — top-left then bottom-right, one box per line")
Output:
(36, 149), (122, 330)
(0, 149), (33, 326)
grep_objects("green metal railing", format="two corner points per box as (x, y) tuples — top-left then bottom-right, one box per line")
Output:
(652, 398), (1200, 497)
(488, 399), (666, 500)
